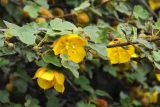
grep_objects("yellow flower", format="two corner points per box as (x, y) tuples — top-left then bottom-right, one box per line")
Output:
(107, 38), (136, 64)
(156, 73), (160, 81)
(144, 91), (159, 104)
(148, 0), (160, 10)
(33, 67), (65, 93)
(52, 34), (87, 63)
(150, 91), (159, 103)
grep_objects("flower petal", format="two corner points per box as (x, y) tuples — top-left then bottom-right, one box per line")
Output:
(107, 47), (119, 64)
(53, 36), (68, 55)
(52, 34), (86, 56)
(40, 70), (55, 81)
(54, 71), (65, 85)
(150, 91), (159, 103)
(68, 46), (86, 63)
(107, 38), (136, 64)
(156, 74), (160, 81)
(118, 47), (131, 63)
(37, 78), (54, 90)
(68, 34), (86, 46)
(33, 67), (47, 79)
(54, 84), (65, 93)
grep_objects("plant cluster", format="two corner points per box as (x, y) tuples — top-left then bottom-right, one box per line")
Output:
(0, 0), (160, 107)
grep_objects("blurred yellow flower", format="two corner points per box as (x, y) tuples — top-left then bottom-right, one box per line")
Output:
(144, 91), (159, 104)
(107, 38), (136, 64)
(33, 67), (65, 93)
(52, 34), (87, 63)
(156, 73), (160, 81)
(148, 0), (160, 10)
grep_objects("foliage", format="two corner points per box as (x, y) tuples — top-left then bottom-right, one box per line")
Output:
(0, 0), (160, 107)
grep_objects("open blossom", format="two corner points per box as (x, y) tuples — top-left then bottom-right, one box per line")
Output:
(107, 38), (137, 64)
(52, 34), (87, 63)
(33, 67), (65, 93)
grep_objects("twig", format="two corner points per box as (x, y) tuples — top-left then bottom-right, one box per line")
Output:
(44, 13), (76, 19)
(54, 13), (76, 18)
(36, 35), (48, 47)
(1, 28), (160, 48)
(107, 37), (160, 48)
(0, 28), (48, 32)
(65, 77), (80, 92)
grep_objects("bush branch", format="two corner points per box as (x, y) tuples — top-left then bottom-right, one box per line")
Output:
(107, 37), (160, 48)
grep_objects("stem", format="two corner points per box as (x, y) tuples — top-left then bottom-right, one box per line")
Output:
(44, 13), (76, 19)
(0, 28), (48, 32)
(107, 37), (160, 48)
(65, 77), (79, 92)
(36, 35), (48, 47)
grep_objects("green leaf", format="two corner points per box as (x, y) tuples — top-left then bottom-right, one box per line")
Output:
(103, 65), (117, 77)
(4, 21), (38, 45)
(77, 102), (96, 107)
(153, 20), (160, 29)
(74, 76), (90, 86)
(74, 1), (90, 11)
(61, 55), (79, 78)
(18, 23), (37, 45)
(45, 90), (60, 107)
(90, 8), (102, 17)
(17, 69), (33, 83)
(132, 100), (141, 106)
(153, 50), (160, 62)
(36, 59), (47, 67)
(133, 5), (149, 20)
(74, 76), (94, 93)
(13, 104), (22, 107)
(81, 85), (94, 94)
(50, 18), (76, 31)
(154, 62), (160, 69)
(95, 90), (112, 99)
(25, 95), (40, 107)
(24, 3), (40, 18)
(26, 50), (37, 62)
(34, 0), (49, 8)
(47, 29), (71, 37)
(120, 92), (130, 107)
(136, 38), (152, 49)
(0, 90), (10, 103)
(115, 2), (131, 15)
(84, 26), (100, 43)
(4, 21), (20, 38)
(88, 43), (107, 58)
(14, 79), (27, 93)
(42, 52), (62, 67)
(0, 58), (9, 66)
(126, 66), (148, 84)
(117, 23), (133, 36)
(0, 47), (16, 56)
(4, 20), (20, 28)
(0, 33), (4, 47)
